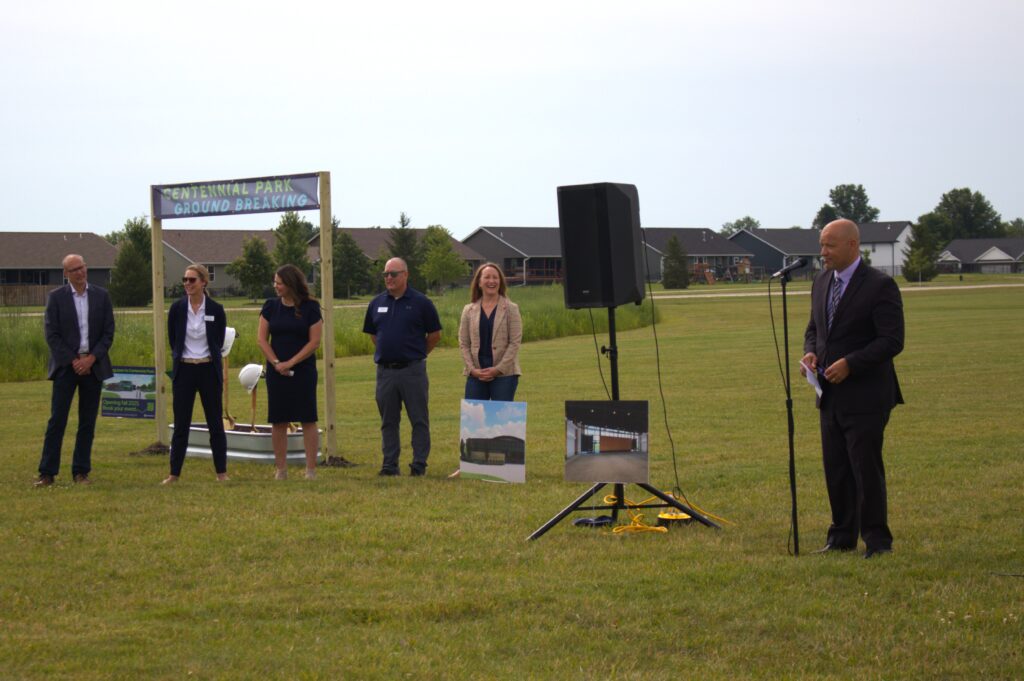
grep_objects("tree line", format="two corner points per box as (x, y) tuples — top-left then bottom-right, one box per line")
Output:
(710, 184), (1023, 285)
(103, 211), (469, 306)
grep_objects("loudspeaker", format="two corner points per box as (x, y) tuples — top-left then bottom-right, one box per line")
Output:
(557, 182), (645, 309)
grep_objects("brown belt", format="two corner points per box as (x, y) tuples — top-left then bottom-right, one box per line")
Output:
(181, 357), (212, 365)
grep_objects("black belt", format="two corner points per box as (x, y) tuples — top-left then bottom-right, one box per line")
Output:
(378, 360), (419, 369)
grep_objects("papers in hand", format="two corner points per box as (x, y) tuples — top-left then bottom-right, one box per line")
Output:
(800, 360), (823, 398)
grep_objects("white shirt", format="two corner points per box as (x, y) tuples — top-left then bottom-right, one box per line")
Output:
(72, 284), (90, 353)
(183, 297), (210, 359)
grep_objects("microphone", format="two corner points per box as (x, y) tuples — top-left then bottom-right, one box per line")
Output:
(771, 258), (807, 279)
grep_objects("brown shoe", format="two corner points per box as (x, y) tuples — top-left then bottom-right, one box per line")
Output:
(34, 474), (54, 488)
(73, 473), (91, 485)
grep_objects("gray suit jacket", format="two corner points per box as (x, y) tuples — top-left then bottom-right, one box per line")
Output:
(45, 284), (115, 382)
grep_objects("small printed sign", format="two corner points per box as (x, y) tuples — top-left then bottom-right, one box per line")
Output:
(102, 366), (157, 419)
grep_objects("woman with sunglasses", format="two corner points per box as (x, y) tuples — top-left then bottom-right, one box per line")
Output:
(257, 264), (323, 480)
(164, 264), (229, 484)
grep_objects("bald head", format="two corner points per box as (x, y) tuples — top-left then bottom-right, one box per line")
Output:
(62, 253), (88, 292)
(383, 257), (409, 296)
(819, 219), (861, 271)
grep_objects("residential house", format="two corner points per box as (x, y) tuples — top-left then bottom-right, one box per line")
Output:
(0, 231), (118, 305)
(464, 226), (755, 284)
(641, 228), (753, 281)
(161, 229), (278, 295)
(859, 222), (912, 276)
(308, 227), (486, 281)
(461, 227), (564, 285)
(937, 237), (1024, 274)
(728, 228), (821, 279)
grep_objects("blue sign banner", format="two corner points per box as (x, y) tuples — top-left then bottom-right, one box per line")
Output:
(102, 366), (157, 419)
(152, 172), (320, 220)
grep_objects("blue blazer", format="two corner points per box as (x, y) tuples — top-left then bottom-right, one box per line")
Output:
(44, 284), (115, 381)
(168, 295), (227, 385)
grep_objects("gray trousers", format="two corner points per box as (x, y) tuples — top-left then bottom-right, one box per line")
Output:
(375, 360), (430, 472)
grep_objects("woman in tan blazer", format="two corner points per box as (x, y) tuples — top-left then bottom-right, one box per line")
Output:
(458, 262), (522, 401)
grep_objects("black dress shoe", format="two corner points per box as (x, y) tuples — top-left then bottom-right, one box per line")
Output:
(378, 468), (399, 477)
(409, 465), (425, 477)
(813, 543), (854, 554)
(864, 547), (892, 559)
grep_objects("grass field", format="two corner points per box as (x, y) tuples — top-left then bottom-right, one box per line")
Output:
(1, 283), (1022, 679)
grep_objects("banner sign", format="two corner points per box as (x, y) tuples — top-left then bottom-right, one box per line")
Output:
(102, 366), (157, 419)
(152, 172), (320, 219)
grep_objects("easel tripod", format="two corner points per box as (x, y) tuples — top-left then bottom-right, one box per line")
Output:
(527, 306), (720, 540)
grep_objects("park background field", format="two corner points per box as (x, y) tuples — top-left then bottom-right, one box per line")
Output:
(1, 281), (1021, 679)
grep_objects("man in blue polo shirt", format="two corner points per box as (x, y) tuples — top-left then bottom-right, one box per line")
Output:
(363, 257), (442, 476)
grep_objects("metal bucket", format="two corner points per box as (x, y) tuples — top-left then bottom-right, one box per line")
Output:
(169, 423), (319, 463)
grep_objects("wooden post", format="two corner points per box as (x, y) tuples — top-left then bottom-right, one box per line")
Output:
(149, 200), (168, 446)
(318, 171), (337, 461)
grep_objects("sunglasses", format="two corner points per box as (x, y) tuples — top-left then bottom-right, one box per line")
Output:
(383, 270), (406, 278)
(182, 276), (199, 283)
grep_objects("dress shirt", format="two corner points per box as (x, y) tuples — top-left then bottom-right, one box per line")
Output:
(183, 297), (209, 359)
(832, 256), (861, 302)
(72, 284), (90, 353)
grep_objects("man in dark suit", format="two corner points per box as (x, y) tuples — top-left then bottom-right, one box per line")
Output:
(36, 254), (116, 486)
(801, 219), (904, 559)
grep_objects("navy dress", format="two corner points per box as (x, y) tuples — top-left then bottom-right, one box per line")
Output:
(261, 298), (322, 423)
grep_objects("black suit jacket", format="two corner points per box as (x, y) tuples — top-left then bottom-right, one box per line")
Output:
(168, 295), (227, 386)
(45, 284), (115, 382)
(803, 262), (904, 413)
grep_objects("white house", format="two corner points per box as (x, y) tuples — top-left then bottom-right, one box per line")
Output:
(859, 222), (912, 276)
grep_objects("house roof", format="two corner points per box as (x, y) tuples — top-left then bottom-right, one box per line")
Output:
(939, 237), (1024, 263)
(161, 229), (277, 264)
(467, 226), (752, 258)
(859, 221), (911, 244)
(730, 228), (822, 255)
(0, 232), (119, 269)
(642, 228), (752, 256)
(469, 227), (564, 258)
(310, 228), (486, 262)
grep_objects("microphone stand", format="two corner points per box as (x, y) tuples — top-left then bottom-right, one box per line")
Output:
(780, 269), (800, 556)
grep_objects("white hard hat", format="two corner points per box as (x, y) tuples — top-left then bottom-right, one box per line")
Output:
(238, 363), (264, 393)
(222, 327), (237, 357)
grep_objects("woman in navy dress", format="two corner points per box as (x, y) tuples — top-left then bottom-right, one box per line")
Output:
(256, 264), (323, 480)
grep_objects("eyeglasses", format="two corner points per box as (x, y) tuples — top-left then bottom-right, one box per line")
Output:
(383, 270), (406, 278)
(66, 265), (86, 274)
(182, 276), (199, 283)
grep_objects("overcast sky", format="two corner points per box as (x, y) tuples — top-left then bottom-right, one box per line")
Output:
(2, 0), (1021, 239)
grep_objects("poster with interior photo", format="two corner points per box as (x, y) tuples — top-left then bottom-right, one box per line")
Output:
(565, 401), (649, 484)
(459, 399), (526, 483)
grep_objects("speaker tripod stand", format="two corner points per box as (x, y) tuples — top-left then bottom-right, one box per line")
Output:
(527, 306), (720, 540)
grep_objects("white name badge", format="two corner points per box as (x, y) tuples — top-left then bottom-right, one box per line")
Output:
(204, 315), (215, 322)
(377, 307), (389, 313)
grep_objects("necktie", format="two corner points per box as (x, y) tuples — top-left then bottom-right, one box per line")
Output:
(827, 274), (842, 331)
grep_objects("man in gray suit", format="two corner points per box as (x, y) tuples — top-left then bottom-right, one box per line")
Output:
(35, 254), (116, 487)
